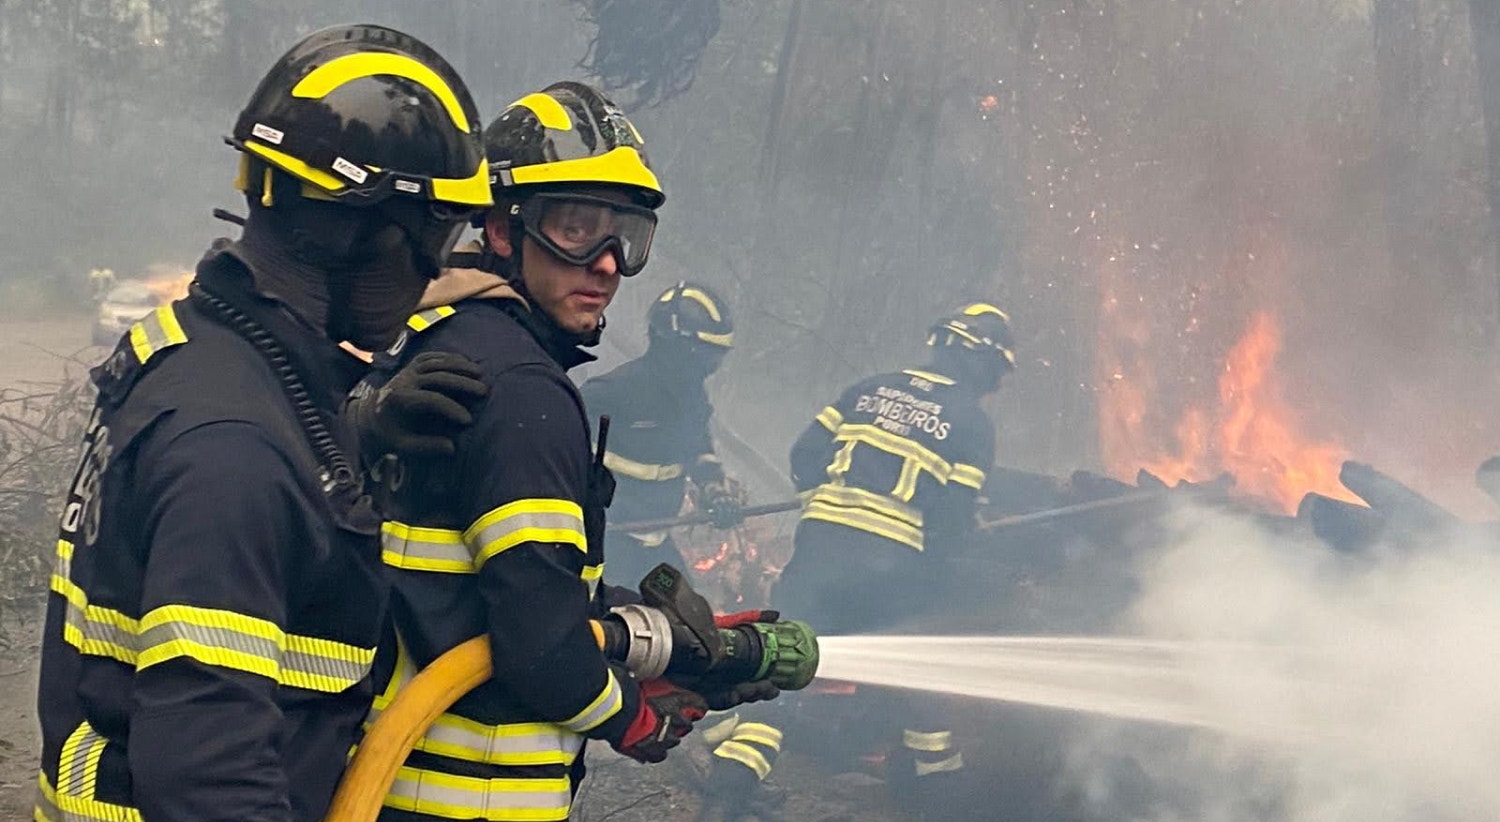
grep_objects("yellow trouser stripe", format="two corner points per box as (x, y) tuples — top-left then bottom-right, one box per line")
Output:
(602, 451), (683, 481)
(732, 722), (784, 751)
(903, 729), (953, 752)
(466, 499), (586, 569)
(127, 305), (188, 365)
(407, 305), (456, 333)
(714, 740), (772, 780)
(382, 521), (472, 574)
(384, 765), (572, 821)
(52, 541), (372, 692)
(915, 752), (965, 776)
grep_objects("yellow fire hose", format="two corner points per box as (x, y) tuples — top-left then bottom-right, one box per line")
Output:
(325, 623), (611, 822)
(324, 636), (491, 822)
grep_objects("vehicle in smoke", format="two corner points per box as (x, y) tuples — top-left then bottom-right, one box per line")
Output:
(90, 265), (193, 346)
(91, 280), (165, 346)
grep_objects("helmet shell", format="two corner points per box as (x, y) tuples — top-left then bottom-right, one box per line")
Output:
(929, 302), (1017, 370)
(649, 281), (733, 348)
(484, 81), (664, 208)
(231, 24), (490, 207)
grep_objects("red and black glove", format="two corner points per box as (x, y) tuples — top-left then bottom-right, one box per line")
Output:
(673, 611), (785, 711)
(614, 679), (709, 764)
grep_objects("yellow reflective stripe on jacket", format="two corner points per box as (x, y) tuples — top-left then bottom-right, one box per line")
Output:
(902, 368), (957, 385)
(35, 771), (142, 822)
(834, 423), (953, 480)
(407, 305), (457, 333)
(560, 669), (624, 733)
(804, 494), (924, 552)
(713, 740), (773, 780)
(367, 703), (583, 767)
(128, 305), (188, 365)
(384, 765), (573, 821)
(51, 541), (372, 692)
(371, 638), (585, 767)
(808, 485), (923, 528)
(382, 521), (472, 574)
(815, 405), (843, 433)
(950, 462), (987, 490)
(465, 499), (586, 568)
(602, 451), (683, 482)
(37, 722), (142, 822)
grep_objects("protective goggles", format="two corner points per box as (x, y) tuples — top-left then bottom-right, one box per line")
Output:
(515, 193), (658, 277)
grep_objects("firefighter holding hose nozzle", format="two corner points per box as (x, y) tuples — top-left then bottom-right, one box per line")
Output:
(699, 303), (1015, 822)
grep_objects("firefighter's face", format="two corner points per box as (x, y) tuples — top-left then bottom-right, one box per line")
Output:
(485, 188), (628, 336)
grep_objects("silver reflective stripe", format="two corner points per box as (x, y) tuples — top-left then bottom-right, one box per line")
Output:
(385, 767), (572, 821)
(560, 670), (623, 733)
(381, 522), (473, 574)
(367, 703), (583, 766)
(466, 501), (586, 567)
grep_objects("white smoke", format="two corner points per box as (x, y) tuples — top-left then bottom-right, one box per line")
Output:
(1065, 502), (1500, 822)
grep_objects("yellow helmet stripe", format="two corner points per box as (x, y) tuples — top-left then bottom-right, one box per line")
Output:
(680, 287), (723, 322)
(245, 142), (491, 206)
(696, 330), (734, 348)
(291, 52), (472, 133)
(961, 302), (1010, 322)
(512, 93), (574, 131)
(243, 142), (348, 192)
(507, 146), (663, 197)
(429, 159), (494, 206)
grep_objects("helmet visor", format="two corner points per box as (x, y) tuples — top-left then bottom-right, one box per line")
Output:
(518, 193), (657, 277)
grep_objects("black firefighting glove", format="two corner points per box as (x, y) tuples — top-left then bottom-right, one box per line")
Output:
(614, 678), (708, 764)
(700, 477), (745, 530)
(350, 351), (488, 460)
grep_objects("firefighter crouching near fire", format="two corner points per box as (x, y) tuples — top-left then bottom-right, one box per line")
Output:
(729, 303), (1015, 821)
(348, 82), (781, 822)
(32, 25), (493, 822)
(579, 280), (745, 586)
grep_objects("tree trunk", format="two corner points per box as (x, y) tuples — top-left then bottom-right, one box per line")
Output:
(1469, 0), (1500, 328)
(1370, 0), (1426, 290)
(759, 0), (805, 198)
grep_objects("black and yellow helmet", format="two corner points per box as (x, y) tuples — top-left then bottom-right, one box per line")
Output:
(230, 24), (490, 209)
(484, 81), (664, 208)
(649, 281), (734, 348)
(929, 302), (1017, 371)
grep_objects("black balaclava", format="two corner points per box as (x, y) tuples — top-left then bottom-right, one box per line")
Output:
(230, 170), (429, 351)
(645, 333), (726, 382)
(931, 344), (1005, 394)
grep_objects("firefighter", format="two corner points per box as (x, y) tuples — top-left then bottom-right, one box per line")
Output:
(356, 82), (735, 822)
(702, 303), (1013, 821)
(32, 25), (491, 822)
(579, 280), (743, 587)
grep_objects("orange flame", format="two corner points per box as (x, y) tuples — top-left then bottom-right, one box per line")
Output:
(1102, 310), (1360, 513)
(693, 542), (732, 573)
(144, 272), (193, 303)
